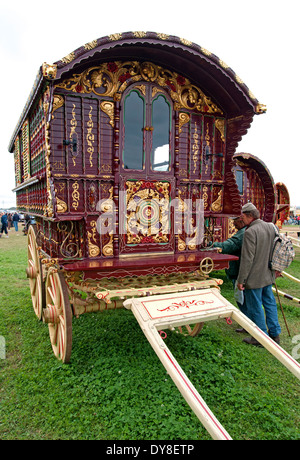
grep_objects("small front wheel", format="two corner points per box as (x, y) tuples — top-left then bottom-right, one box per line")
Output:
(175, 323), (204, 337)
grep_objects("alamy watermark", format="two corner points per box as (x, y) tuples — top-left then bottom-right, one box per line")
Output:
(95, 194), (205, 246)
(0, 336), (5, 360)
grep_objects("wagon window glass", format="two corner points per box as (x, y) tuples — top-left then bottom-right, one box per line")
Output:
(235, 169), (244, 194)
(123, 90), (144, 170)
(151, 95), (171, 171)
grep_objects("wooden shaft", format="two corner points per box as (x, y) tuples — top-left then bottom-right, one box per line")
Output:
(231, 310), (300, 380)
(130, 302), (232, 441)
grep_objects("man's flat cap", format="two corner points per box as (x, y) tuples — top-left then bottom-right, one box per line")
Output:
(241, 202), (258, 213)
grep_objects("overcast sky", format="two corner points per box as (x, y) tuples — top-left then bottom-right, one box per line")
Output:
(0, 0), (299, 209)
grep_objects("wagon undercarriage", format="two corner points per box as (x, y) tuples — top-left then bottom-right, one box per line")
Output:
(26, 224), (224, 362)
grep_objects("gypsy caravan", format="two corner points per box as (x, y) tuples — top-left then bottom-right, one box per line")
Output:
(9, 32), (298, 440)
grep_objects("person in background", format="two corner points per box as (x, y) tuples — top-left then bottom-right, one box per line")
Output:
(23, 214), (32, 235)
(7, 213), (13, 230)
(237, 202), (281, 346)
(1, 213), (9, 238)
(12, 212), (20, 234)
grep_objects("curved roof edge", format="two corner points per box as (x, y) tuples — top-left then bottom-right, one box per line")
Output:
(233, 152), (275, 184)
(8, 31), (266, 152)
(54, 31), (264, 110)
(233, 152), (276, 222)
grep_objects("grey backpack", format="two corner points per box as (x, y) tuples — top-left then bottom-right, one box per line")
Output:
(269, 223), (295, 272)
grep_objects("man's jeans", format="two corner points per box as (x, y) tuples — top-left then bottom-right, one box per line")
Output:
(244, 285), (281, 337)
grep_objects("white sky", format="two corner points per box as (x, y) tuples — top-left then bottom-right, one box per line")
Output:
(0, 0), (299, 208)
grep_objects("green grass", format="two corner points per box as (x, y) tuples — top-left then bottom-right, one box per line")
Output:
(0, 227), (299, 440)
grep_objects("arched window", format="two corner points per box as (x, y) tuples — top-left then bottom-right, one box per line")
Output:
(121, 84), (172, 174)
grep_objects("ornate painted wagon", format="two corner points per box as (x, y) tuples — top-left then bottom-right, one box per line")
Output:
(9, 32), (299, 440)
(232, 152), (290, 225)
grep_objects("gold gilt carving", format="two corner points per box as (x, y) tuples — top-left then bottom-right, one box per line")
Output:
(192, 122), (199, 174)
(61, 52), (75, 64)
(56, 196), (68, 213)
(228, 218), (238, 238)
(201, 47), (212, 56)
(84, 40), (98, 50)
(219, 60), (229, 69)
(135, 84), (146, 96)
(235, 75), (244, 85)
(202, 185), (209, 210)
(215, 119), (225, 142)
(56, 61), (223, 114)
(86, 105), (95, 167)
(103, 232), (113, 257)
(177, 191), (187, 252)
(72, 181), (80, 210)
(43, 87), (51, 116)
(70, 104), (77, 166)
(45, 122), (53, 217)
(178, 112), (190, 133)
(133, 31), (147, 38)
(178, 235), (187, 252)
(256, 103), (267, 113)
(42, 62), (57, 79)
(180, 37), (192, 46)
(100, 186), (114, 213)
(109, 33), (122, 41)
(14, 137), (21, 185)
(87, 221), (100, 257)
(125, 180), (170, 244)
(52, 94), (64, 113)
(152, 87), (164, 98)
(58, 221), (80, 258)
(204, 124), (211, 175)
(100, 101), (114, 127)
(211, 189), (223, 212)
(157, 33), (169, 40)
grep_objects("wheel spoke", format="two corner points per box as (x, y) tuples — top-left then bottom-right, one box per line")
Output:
(185, 325), (192, 334)
(28, 259), (34, 268)
(47, 285), (56, 305)
(28, 243), (35, 261)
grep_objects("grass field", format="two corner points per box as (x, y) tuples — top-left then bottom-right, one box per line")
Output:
(0, 226), (299, 440)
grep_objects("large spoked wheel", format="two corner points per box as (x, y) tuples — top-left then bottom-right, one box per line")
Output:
(26, 225), (45, 320)
(175, 323), (204, 337)
(43, 267), (72, 363)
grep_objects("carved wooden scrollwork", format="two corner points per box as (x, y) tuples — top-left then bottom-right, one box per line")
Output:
(56, 61), (223, 114)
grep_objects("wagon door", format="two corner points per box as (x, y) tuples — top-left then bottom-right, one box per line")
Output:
(119, 83), (175, 256)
